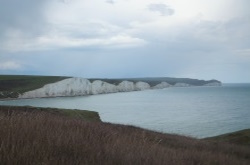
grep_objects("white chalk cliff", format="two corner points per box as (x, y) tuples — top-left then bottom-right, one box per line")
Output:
(18, 77), (221, 99)
(203, 82), (221, 86)
(152, 82), (171, 89)
(19, 78), (92, 98)
(135, 82), (151, 90)
(19, 78), (155, 99)
(173, 83), (192, 87)
(117, 81), (135, 92)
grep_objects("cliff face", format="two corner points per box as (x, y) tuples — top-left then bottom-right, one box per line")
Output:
(152, 82), (171, 89)
(203, 82), (221, 86)
(19, 78), (92, 98)
(117, 81), (135, 92)
(18, 77), (221, 99)
(19, 78), (154, 99)
(173, 83), (192, 87)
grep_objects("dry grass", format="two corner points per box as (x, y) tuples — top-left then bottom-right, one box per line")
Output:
(0, 107), (250, 165)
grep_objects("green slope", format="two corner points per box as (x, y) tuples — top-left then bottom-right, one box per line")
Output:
(0, 75), (70, 98)
(0, 105), (101, 122)
(204, 129), (250, 146)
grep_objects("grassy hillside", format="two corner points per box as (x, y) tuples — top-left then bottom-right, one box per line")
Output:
(0, 75), (70, 98)
(0, 106), (249, 165)
(204, 129), (250, 146)
(0, 105), (101, 122)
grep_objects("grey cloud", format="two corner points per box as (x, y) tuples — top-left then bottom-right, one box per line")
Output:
(135, 17), (250, 53)
(0, 0), (48, 30)
(148, 3), (174, 16)
(0, 0), (146, 52)
(55, 21), (123, 39)
(0, 0), (50, 43)
(0, 0), (55, 52)
(1, 0), (250, 83)
(59, 0), (72, 3)
(106, 0), (115, 4)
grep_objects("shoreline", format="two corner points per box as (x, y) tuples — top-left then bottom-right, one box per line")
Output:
(0, 84), (222, 101)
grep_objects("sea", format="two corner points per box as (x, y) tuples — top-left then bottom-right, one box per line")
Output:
(1, 83), (250, 138)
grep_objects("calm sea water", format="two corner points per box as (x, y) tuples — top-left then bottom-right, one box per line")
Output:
(1, 84), (250, 138)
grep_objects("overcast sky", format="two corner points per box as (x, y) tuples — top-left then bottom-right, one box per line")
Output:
(0, 0), (249, 82)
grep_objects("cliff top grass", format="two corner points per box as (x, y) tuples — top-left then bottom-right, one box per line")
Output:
(0, 75), (70, 92)
(0, 75), (70, 98)
(0, 105), (249, 165)
(0, 105), (101, 122)
(204, 129), (250, 146)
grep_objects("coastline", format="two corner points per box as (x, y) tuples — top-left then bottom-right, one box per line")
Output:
(0, 75), (222, 100)
(0, 82), (222, 101)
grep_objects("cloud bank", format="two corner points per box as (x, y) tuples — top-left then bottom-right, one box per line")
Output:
(148, 3), (174, 16)
(0, 0), (250, 82)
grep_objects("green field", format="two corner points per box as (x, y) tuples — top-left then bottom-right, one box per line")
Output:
(0, 75), (69, 98)
(0, 105), (101, 122)
(204, 129), (250, 146)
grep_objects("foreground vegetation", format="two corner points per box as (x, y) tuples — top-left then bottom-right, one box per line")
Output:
(0, 75), (69, 98)
(0, 106), (249, 165)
